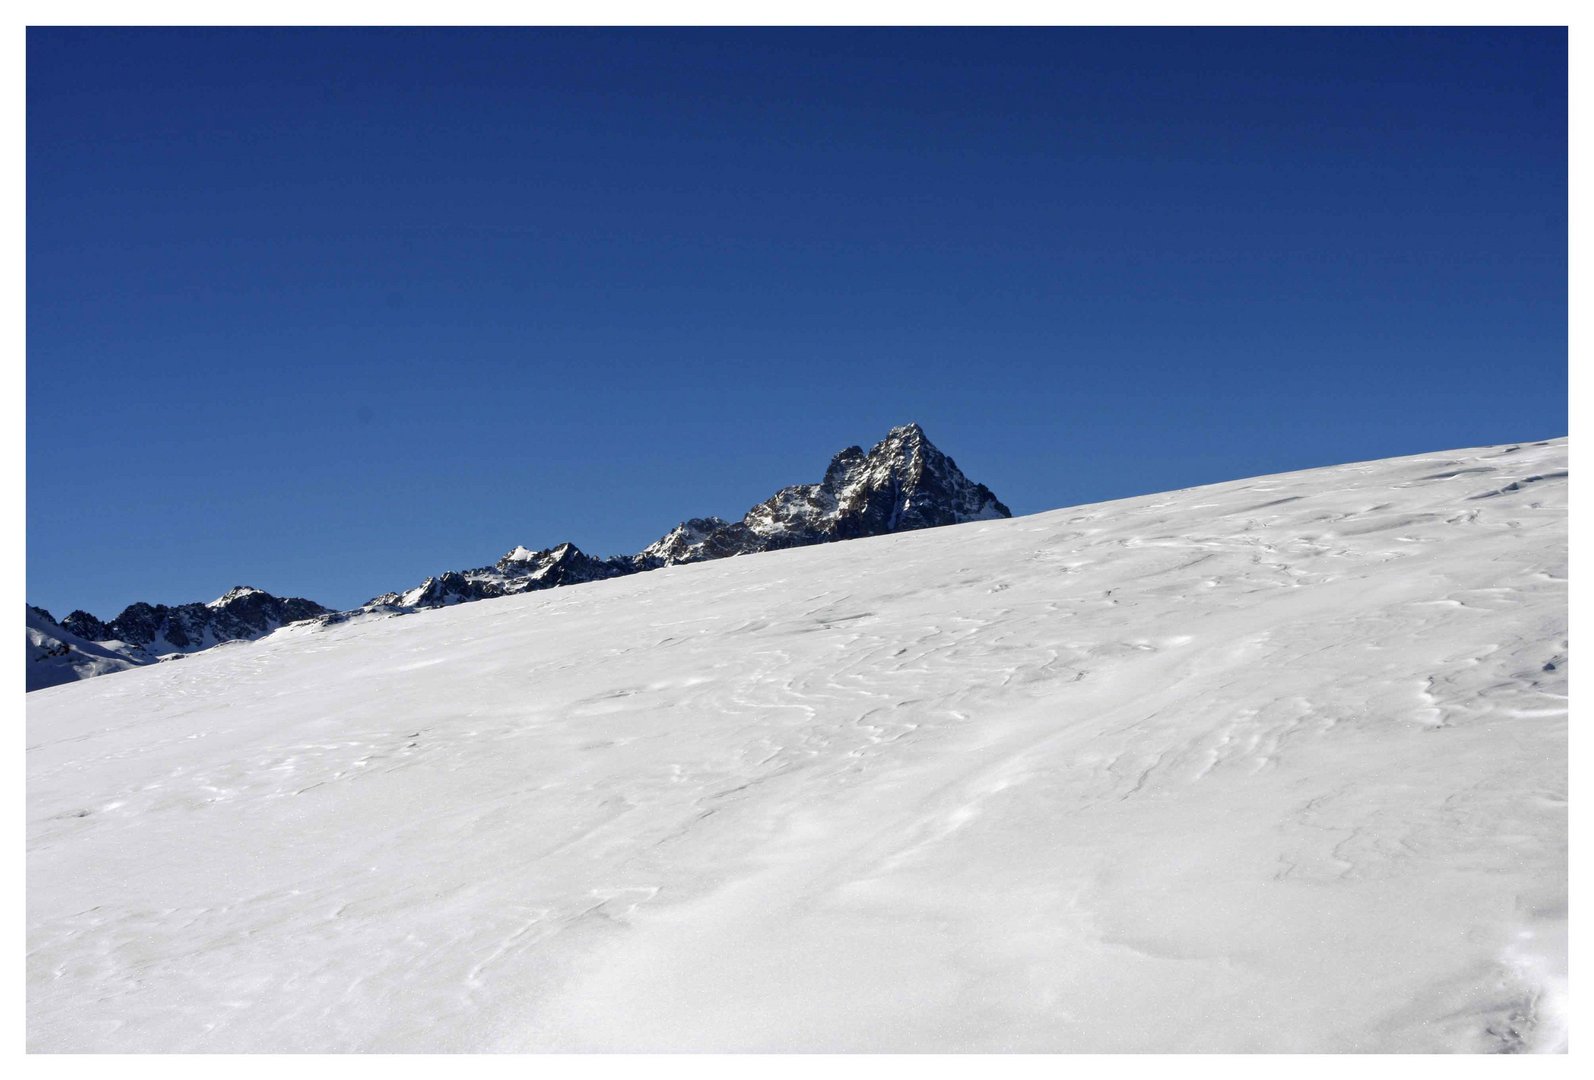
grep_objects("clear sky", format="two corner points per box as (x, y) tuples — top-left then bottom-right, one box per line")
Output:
(27, 27), (1567, 618)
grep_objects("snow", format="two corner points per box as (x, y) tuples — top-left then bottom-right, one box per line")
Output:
(206, 585), (264, 608)
(398, 580), (437, 608)
(26, 439), (1567, 1052)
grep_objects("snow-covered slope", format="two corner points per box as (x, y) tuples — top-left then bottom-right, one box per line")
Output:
(26, 439), (1567, 1052)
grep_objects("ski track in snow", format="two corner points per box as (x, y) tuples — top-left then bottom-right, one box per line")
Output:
(27, 440), (1568, 1052)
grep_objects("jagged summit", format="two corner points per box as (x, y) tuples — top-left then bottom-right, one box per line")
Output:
(744, 421), (1011, 545)
(364, 423), (1011, 612)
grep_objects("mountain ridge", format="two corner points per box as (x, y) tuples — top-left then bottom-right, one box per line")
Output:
(361, 421), (1009, 611)
(26, 606), (151, 692)
(27, 423), (1011, 687)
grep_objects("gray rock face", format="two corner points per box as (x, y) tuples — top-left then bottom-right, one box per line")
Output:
(369, 423), (1010, 612)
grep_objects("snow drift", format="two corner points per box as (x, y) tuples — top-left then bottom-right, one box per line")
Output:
(26, 439), (1567, 1052)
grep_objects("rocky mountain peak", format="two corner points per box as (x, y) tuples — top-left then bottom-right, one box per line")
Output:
(373, 422), (1011, 612)
(369, 423), (1012, 614)
(807, 423), (1011, 538)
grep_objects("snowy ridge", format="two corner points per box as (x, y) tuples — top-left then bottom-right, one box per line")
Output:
(41, 588), (333, 674)
(362, 423), (1011, 612)
(26, 438), (1566, 1051)
(25, 606), (152, 691)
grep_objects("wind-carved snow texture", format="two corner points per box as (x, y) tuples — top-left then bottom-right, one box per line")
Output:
(26, 439), (1566, 1052)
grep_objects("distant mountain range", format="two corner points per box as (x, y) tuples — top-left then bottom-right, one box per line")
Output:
(27, 423), (1010, 690)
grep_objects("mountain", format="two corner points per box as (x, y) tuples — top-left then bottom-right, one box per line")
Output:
(27, 439), (1567, 1052)
(25, 606), (152, 691)
(365, 422), (1010, 611)
(645, 421), (1010, 558)
(43, 587), (332, 667)
(27, 424), (1007, 685)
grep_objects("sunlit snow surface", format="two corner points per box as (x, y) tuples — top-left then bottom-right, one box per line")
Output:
(27, 441), (1567, 1052)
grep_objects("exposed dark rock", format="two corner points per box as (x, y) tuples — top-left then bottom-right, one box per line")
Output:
(60, 610), (110, 642)
(56, 587), (332, 657)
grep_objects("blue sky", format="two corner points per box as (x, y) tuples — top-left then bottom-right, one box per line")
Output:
(27, 27), (1567, 617)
